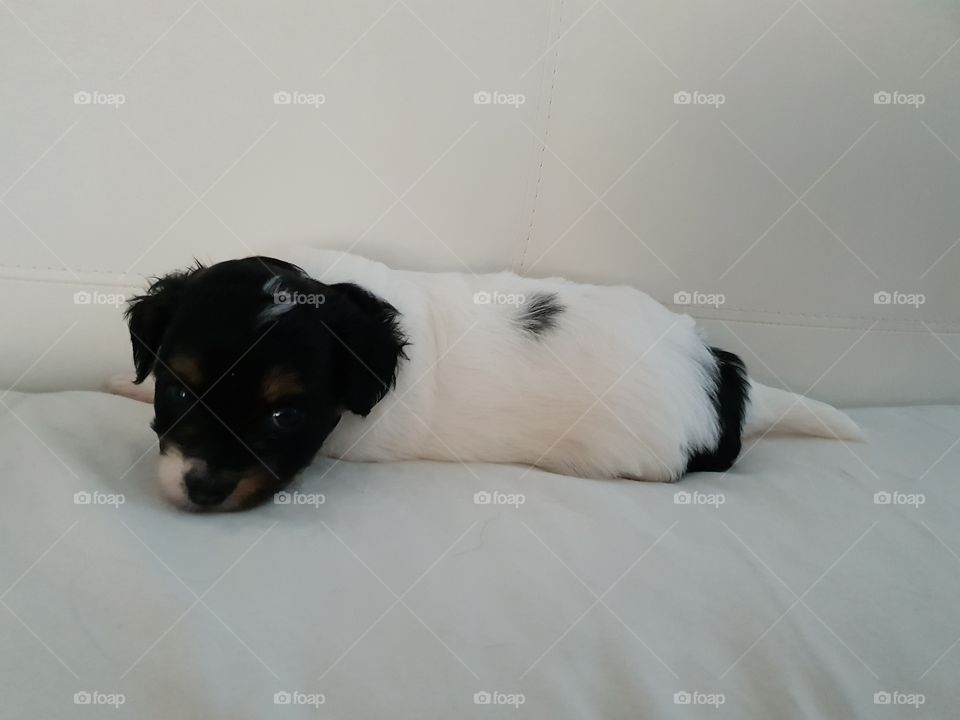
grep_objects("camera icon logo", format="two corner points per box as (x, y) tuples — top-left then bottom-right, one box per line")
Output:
(473, 291), (492, 305)
(673, 290), (692, 305)
(274, 691), (292, 704)
(473, 91), (492, 105)
(673, 91), (692, 105)
(673, 490), (691, 505)
(474, 691), (492, 705)
(74, 91), (92, 105)
(274, 91), (292, 105)
(74, 491), (92, 505)
(74, 691), (92, 704)
(674, 691), (692, 704)
(473, 491), (492, 505)
(874, 491), (892, 505)
(874, 691), (891, 704)
(873, 91), (892, 105)
(73, 291), (92, 305)
(873, 291), (891, 305)
(274, 491), (292, 505)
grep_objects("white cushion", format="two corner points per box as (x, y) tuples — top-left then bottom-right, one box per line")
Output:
(1, 390), (956, 717)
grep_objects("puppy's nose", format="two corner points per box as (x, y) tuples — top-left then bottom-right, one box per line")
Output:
(184, 469), (234, 507)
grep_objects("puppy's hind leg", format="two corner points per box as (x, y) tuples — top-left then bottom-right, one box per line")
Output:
(103, 375), (154, 404)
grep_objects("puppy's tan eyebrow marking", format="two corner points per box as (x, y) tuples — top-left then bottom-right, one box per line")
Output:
(262, 367), (303, 403)
(170, 354), (202, 386)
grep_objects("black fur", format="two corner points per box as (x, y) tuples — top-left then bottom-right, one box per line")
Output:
(517, 292), (564, 336)
(325, 282), (408, 416)
(684, 347), (749, 474)
(125, 263), (201, 383)
(123, 256), (407, 508)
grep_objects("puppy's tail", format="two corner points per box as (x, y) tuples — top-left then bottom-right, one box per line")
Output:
(745, 380), (864, 441)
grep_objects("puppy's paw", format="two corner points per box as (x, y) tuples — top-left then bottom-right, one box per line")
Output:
(103, 374), (154, 404)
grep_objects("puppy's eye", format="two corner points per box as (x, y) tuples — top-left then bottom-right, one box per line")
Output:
(164, 384), (190, 404)
(271, 407), (305, 431)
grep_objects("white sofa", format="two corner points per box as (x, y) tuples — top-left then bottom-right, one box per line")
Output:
(2, 2), (958, 718)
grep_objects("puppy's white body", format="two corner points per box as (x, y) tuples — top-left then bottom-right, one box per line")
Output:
(279, 249), (862, 480)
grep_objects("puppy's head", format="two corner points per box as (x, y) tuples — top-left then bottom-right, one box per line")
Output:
(125, 256), (406, 511)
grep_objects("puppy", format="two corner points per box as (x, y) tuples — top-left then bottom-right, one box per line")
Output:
(114, 249), (862, 511)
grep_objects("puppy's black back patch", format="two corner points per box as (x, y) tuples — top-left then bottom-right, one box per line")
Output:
(685, 347), (749, 474)
(517, 292), (564, 336)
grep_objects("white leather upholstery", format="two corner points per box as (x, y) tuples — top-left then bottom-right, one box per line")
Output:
(2, 1), (959, 403)
(2, 391), (958, 718)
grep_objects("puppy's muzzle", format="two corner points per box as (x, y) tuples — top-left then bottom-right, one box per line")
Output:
(184, 468), (237, 507)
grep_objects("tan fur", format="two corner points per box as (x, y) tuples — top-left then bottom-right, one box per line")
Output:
(170, 354), (202, 386)
(262, 367), (303, 403)
(223, 470), (275, 511)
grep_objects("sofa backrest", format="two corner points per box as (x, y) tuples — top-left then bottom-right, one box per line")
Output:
(2, 1), (958, 404)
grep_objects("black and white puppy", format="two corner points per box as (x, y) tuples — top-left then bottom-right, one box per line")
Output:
(110, 249), (862, 511)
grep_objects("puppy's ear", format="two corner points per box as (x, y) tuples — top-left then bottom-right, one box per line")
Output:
(124, 266), (200, 383)
(326, 283), (407, 416)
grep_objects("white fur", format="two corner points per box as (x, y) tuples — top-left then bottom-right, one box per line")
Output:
(156, 447), (204, 509)
(287, 249), (863, 481)
(258, 276), (294, 324)
(745, 380), (864, 441)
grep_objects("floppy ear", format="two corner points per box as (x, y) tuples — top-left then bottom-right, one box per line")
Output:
(124, 266), (199, 383)
(325, 283), (407, 416)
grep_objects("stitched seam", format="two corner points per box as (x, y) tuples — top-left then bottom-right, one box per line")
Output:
(0, 262), (147, 276)
(518, 0), (564, 276)
(698, 316), (960, 334)
(669, 304), (959, 324)
(0, 269), (953, 326)
(0, 274), (144, 290)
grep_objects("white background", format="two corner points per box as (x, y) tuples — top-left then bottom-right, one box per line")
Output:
(2, 0), (959, 403)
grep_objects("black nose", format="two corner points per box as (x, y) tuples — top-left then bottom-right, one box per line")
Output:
(184, 469), (235, 506)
